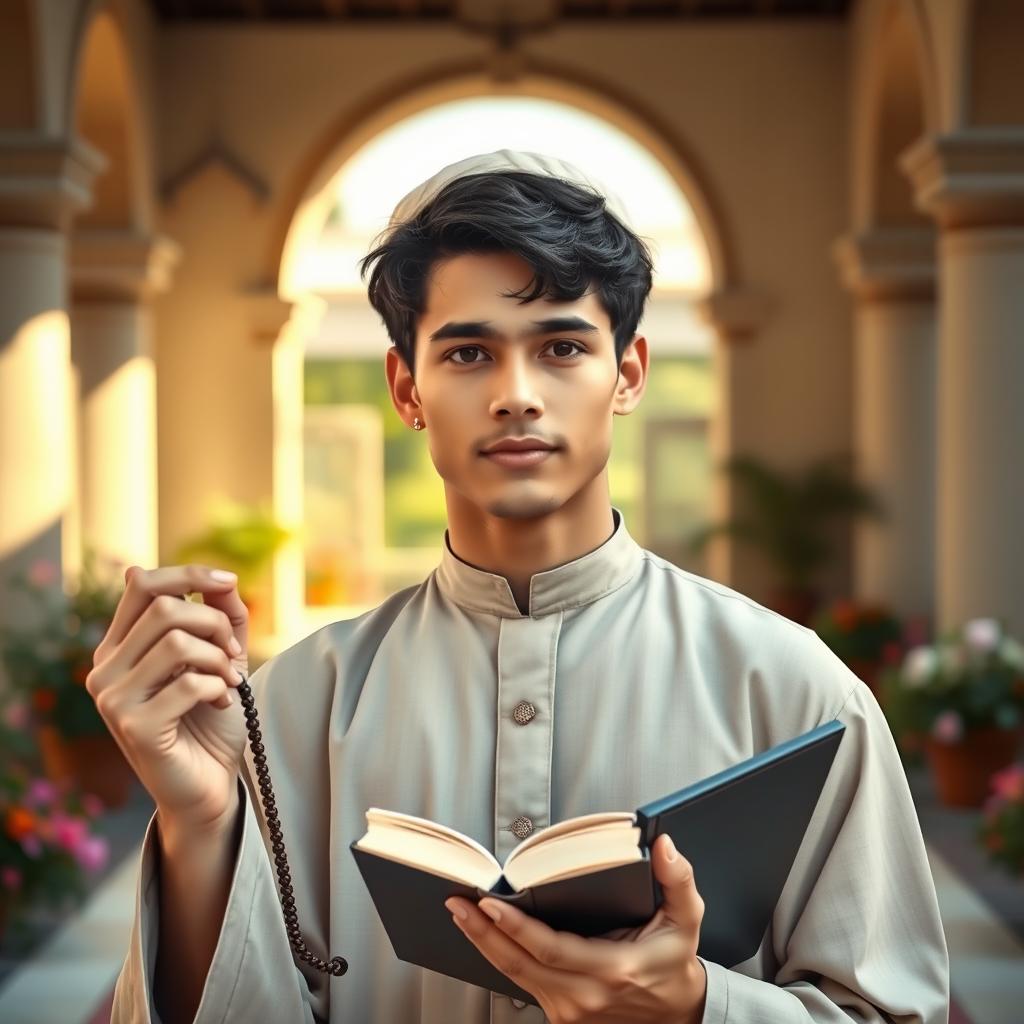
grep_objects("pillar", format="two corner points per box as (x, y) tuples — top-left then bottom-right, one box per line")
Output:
(902, 129), (1024, 635)
(70, 229), (181, 572)
(833, 227), (937, 623)
(0, 135), (104, 632)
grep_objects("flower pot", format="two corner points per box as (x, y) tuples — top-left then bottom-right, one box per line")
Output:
(924, 725), (1023, 809)
(36, 724), (135, 809)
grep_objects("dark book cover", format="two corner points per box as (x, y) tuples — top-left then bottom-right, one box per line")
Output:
(350, 718), (846, 1006)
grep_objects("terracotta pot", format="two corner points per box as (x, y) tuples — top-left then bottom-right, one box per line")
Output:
(923, 725), (1023, 809)
(36, 724), (135, 809)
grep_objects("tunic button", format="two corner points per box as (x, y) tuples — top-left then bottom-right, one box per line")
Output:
(509, 815), (534, 839)
(511, 998), (527, 1009)
(512, 700), (536, 725)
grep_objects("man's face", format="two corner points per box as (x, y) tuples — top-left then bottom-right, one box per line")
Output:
(395, 250), (641, 521)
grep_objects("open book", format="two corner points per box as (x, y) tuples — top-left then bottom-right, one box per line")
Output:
(355, 807), (643, 893)
(351, 718), (845, 1006)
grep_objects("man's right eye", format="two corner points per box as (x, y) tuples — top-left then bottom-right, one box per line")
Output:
(447, 346), (490, 364)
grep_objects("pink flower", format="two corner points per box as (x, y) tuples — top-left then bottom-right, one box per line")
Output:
(990, 763), (1024, 802)
(20, 834), (43, 858)
(1, 866), (22, 890)
(74, 834), (109, 873)
(52, 814), (88, 853)
(3, 701), (30, 729)
(27, 559), (59, 588)
(81, 793), (105, 818)
(24, 778), (59, 809)
(932, 709), (964, 743)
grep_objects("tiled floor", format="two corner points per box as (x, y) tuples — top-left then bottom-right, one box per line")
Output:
(0, 763), (1021, 1023)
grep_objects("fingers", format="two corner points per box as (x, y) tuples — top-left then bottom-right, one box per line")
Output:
(454, 897), (625, 978)
(93, 626), (241, 724)
(130, 671), (237, 739)
(94, 564), (239, 665)
(88, 594), (239, 698)
(652, 834), (705, 940)
(197, 585), (249, 670)
(128, 593), (238, 673)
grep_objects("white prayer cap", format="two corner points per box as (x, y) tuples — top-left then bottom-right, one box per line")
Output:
(387, 149), (635, 232)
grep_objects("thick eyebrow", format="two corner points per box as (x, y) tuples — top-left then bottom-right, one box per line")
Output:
(428, 316), (600, 344)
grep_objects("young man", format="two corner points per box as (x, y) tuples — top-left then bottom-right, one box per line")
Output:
(108, 150), (949, 1023)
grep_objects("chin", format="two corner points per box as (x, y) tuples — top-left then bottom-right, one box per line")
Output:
(483, 490), (564, 520)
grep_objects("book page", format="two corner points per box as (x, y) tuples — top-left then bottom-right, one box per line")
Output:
(503, 822), (643, 891)
(505, 811), (636, 863)
(363, 808), (498, 863)
(355, 813), (503, 890)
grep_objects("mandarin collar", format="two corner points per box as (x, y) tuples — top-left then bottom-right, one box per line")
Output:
(434, 507), (643, 619)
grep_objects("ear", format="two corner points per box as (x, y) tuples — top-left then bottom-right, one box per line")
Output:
(612, 335), (649, 416)
(385, 346), (422, 427)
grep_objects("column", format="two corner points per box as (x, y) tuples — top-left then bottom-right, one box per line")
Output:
(0, 136), (104, 633)
(833, 228), (937, 623)
(70, 230), (181, 572)
(697, 286), (773, 589)
(902, 129), (1024, 635)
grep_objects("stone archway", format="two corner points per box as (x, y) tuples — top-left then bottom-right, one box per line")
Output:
(270, 72), (733, 611)
(275, 70), (731, 303)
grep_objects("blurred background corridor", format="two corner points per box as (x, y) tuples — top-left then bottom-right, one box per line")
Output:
(1, 0), (1022, 1020)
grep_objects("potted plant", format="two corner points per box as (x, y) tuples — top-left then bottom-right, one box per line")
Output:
(0, 549), (136, 808)
(0, 732), (110, 949)
(173, 499), (292, 635)
(687, 454), (883, 625)
(977, 762), (1024, 878)
(880, 618), (1024, 808)
(812, 599), (905, 699)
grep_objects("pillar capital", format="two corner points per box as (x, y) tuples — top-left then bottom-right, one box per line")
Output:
(0, 134), (107, 231)
(242, 289), (327, 346)
(901, 129), (1024, 230)
(696, 286), (773, 342)
(71, 231), (182, 302)
(242, 289), (296, 345)
(832, 228), (936, 302)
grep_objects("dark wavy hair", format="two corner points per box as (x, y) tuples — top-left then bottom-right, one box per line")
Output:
(358, 171), (654, 376)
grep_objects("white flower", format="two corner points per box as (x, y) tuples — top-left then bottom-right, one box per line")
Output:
(902, 646), (937, 688)
(964, 617), (1001, 653)
(998, 636), (1024, 670)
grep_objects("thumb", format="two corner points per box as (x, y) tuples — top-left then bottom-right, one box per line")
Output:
(653, 833), (703, 932)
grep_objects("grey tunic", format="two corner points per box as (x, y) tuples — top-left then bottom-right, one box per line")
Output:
(111, 508), (949, 1022)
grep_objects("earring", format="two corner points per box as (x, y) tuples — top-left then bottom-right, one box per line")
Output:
(412, 417), (424, 431)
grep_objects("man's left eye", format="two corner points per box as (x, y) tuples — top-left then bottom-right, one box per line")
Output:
(550, 341), (583, 358)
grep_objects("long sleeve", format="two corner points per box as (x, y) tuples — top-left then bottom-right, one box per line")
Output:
(694, 640), (950, 1024)
(108, 770), (323, 1023)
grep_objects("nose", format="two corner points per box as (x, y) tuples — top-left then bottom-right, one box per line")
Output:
(488, 352), (545, 420)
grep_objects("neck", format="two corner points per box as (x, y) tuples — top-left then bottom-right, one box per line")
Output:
(444, 477), (616, 614)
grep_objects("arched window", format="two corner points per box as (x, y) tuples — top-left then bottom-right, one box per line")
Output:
(294, 96), (715, 610)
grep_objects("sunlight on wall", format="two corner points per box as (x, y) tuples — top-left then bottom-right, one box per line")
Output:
(290, 96), (711, 296)
(0, 311), (73, 557)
